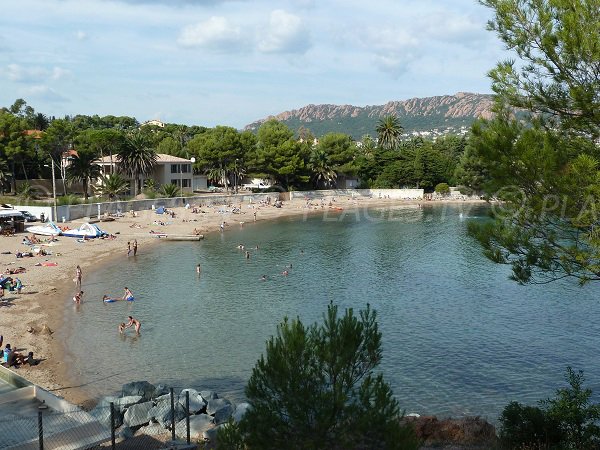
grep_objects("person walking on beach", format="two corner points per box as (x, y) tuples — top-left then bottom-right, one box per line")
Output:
(75, 265), (82, 287)
(119, 316), (141, 334)
(253, 211), (257, 222)
(133, 240), (138, 256)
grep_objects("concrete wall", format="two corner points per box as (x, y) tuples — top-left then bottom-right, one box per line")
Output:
(290, 189), (424, 200)
(38, 192), (279, 221)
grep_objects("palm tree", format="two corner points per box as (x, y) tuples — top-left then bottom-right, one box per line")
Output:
(376, 115), (403, 150)
(160, 183), (181, 198)
(94, 173), (129, 200)
(66, 152), (101, 200)
(117, 131), (157, 195)
(309, 147), (337, 189)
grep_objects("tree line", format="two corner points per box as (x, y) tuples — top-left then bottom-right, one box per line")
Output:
(0, 99), (486, 200)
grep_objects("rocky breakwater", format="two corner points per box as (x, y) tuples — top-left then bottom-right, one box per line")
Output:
(90, 381), (248, 445)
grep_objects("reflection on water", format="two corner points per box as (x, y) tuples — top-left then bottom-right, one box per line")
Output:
(59, 204), (600, 421)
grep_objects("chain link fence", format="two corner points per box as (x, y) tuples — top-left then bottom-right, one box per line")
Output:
(0, 387), (236, 450)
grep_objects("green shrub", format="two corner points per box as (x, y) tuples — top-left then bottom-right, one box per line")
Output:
(434, 182), (450, 195)
(499, 402), (561, 448)
(16, 182), (38, 200)
(57, 194), (82, 205)
(160, 183), (181, 198)
(237, 303), (419, 450)
(499, 367), (600, 449)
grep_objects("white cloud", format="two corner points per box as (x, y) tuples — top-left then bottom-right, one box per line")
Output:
(24, 85), (68, 102)
(2, 64), (71, 83)
(75, 30), (88, 41)
(3, 64), (47, 82)
(52, 66), (71, 80)
(359, 27), (419, 77)
(257, 10), (310, 54)
(178, 16), (246, 52)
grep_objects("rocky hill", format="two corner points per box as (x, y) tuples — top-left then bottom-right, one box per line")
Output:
(245, 92), (494, 139)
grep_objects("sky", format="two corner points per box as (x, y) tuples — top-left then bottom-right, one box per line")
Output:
(0, 0), (509, 129)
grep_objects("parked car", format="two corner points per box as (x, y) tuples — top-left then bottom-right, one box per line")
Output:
(20, 211), (38, 222)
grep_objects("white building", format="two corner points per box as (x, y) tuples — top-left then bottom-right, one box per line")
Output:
(97, 154), (207, 194)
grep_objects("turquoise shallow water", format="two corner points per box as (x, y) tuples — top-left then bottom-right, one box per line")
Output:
(61, 203), (600, 420)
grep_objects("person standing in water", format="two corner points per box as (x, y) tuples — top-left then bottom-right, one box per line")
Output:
(133, 240), (138, 256)
(73, 291), (84, 303)
(75, 265), (82, 288)
(196, 263), (201, 274)
(122, 287), (134, 301)
(119, 316), (141, 334)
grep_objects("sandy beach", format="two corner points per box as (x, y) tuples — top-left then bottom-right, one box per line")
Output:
(0, 195), (485, 408)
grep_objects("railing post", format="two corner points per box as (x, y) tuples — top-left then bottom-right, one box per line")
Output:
(38, 410), (44, 450)
(186, 391), (190, 444)
(170, 387), (176, 441)
(110, 402), (116, 450)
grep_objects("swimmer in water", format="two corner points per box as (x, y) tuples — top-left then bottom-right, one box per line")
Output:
(282, 270), (289, 276)
(73, 290), (84, 303)
(260, 275), (267, 281)
(119, 316), (141, 334)
(103, 295), (120, 302)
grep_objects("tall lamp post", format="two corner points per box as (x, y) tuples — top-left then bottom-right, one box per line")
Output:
(190, 157), (196, 193)
(234, 158), (238, 194)
(43, 161), (58, 222)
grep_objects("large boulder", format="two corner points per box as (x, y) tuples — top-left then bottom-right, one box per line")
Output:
(200, 390), (218, 403)
(115, 395), (143, 413)
(206, 398), (231, 416)
(122, 381), (156, 401)
(138, 423), (167, 436)
(232, 403), (250, 423)
(149, 398), (187, 428)
(178, 389), (206, 414)
(117, 425), (134, 440)
(123, 401), (154, 427)
(153, 384), (170, 398)
(90, 401), (123, 429)
(175, 413), (214, 440)
(214, 404), (234, 425)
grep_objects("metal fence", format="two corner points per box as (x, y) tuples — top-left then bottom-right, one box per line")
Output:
(0, 389), (207, 450)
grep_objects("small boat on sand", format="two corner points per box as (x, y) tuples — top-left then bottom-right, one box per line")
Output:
(62, 223), (108, 238)
(26, 221), (62, 236)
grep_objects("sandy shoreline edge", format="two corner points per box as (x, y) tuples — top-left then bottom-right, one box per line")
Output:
(0, 196), (487, 408)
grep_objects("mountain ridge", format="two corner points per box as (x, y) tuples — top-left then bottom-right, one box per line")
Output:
(245, 92), (494, 139)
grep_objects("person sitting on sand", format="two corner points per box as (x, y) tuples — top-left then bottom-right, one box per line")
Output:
(122, 287), (134, 301)
(119, 316), (141, 334)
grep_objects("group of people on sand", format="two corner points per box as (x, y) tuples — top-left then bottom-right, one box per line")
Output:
(0, 335), (39, 369)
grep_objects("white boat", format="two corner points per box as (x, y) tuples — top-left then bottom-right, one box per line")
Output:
(26, 221), (62, 236)
(62, 223), (108, 238)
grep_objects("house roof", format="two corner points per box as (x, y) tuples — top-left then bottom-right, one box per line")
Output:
(97, 153), (192, 164)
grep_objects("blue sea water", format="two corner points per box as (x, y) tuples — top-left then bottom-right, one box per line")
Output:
(60, 203), (600, 421)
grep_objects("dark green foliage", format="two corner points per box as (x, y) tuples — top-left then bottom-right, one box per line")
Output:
(117, 131), (157, 195)
(499, 402), (561, 448)
(469, 0), (600, 284)
(160, 183), (181, 198)
(238, 303), (419, 450)
(499, 368), (600, 449)
(435, 183), (450, 194)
